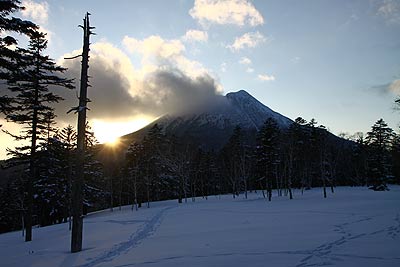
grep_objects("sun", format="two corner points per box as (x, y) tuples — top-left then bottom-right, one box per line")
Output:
(91, 118), (152, 146)
(102, 135), (120, 146)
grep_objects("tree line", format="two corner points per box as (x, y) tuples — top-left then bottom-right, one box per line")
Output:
(2, 116), (399, 234)
(118, 117), (399, 209)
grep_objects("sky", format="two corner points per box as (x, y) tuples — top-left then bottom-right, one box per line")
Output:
(1, 0), (400, 159)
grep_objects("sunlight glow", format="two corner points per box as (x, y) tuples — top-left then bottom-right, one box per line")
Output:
(91, 117), (153, 145)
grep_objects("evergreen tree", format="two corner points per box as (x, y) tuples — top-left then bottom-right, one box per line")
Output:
(190, 148), (204, 201)
(366, 119), (394, 191)
(162, 136), (192, 203)
(0, 0), (37, 114)
(141, 124), (165, 207)
(391, 133), (400, 184)
(315, 125), (329, 198)
(348, 132), (368, 186)
(0, 166), (25, 233)
(256, 118), (280, 201)
(221, 126), (244, 198)
(3, 31), (73, 241)
(82, 124), (106, 213)
(35, 137), (69, 226)
(292, 117), (309, 191)
(55, 125), (76, 229)
(125, 142), (144, 210)
(282, 122), (302, 199)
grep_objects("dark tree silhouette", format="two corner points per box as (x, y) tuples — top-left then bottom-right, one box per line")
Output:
(3, 31), (73, 241)
(1, 0), (37, 115)
(366, 119), (394, 191)
(256, 118), (280, 201)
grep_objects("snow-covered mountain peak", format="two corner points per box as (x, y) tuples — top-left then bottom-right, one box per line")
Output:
(123, 90), (293, 149)
(225, 90), (292, 129)
(226, 89), (252, 99)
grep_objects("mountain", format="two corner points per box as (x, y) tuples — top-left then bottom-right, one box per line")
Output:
(117, 90), (293, 150)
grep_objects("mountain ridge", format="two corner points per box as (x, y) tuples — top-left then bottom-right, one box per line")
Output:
(118, 90), (293, 150)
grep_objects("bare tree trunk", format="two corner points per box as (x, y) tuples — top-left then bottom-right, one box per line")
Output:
(119, 175), (123, 211)
(184, 177), (188, 203)
(190, 181), (194, 202)
(134, 176), (138, 211)
(71, 13), (93, 253)
(268, 179), (272, 202)
(26, 147), (34, 242)
(244, 179), (248, 199)
(260, 181), (266, 199)
(25, 44), (42, 242)
(146, 182), (150, 208)
(288, 153), (293, 200)
(321, 151), (327, 199)
(110, 176), (113, 212)
(20, 201), (25, 237)
(275, 165), (280, 197)
(178, 178), (183, 204)
(322, 165), (327, 198)
(67, 150), (72, 230)
(287, 169), (293, 200)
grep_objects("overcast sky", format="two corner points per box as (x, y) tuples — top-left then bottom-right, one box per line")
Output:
(1, 0), (400, 158)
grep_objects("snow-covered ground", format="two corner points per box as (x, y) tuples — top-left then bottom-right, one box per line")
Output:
(1, 186), (400, 267)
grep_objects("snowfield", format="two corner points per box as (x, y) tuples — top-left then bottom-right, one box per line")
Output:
(1, 186), (400, 267)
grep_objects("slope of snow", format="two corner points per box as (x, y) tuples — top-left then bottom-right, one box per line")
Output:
(226, 90), (293, 129)
(1, 186), (400, 267)
(121, 90), (294, 149)
(159, 90), (293, 132)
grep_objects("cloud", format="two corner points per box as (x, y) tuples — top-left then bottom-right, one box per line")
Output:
(123, 35), (185, 63)
(123, 35), (217, 81)
(140, 68), (224, 115)
(56, 42), (139, 122)
(182, 29), (208, 42)
(189, 0), (264, 27)
(21, 1), (53, 42)
(370, 79), (400, 95)
(291, 56), (301, 64)
(239, 57), (252, 65)
(238, 57), (254, 73)
(21, 0), (49, 24)
(228, 31), (266, 51)
(246, 67), (254, 73)
(57, 36), (223, 125)
(389, 79), (400, 94)
(220, 62), (227, 72)
(258, 74), (275, 81)
(377, 0), (400, 24)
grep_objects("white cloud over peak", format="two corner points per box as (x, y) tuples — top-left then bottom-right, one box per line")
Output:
(258, 74), (275, 81)
(377, 0), (400, 24)
(189, 0), (264, 27)
(239, 57), (252, 65)
(58, 35), (224, 124)
(228, 31), (266, 51)
(21, 0), (49, 24)
(182, 29), (208, 42)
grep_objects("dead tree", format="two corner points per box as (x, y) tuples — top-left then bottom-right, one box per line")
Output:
(70, 12), (94, 253)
